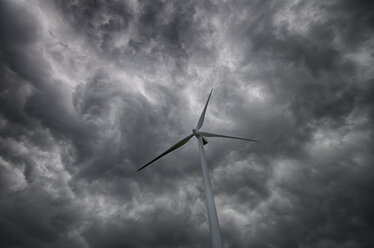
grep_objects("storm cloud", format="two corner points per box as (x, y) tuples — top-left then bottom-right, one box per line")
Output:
(0, 0), (373, 247)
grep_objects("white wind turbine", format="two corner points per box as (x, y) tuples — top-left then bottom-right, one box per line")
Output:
(137, 89), (258, 248)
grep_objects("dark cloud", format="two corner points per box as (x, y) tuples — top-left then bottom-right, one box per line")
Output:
(56, 0), (133, 50)
(0, 0), (373, 247)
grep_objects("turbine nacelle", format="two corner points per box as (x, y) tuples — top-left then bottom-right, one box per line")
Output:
(201, 136), (209, 145)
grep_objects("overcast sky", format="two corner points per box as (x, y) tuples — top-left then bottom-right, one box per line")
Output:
(1, 0), (374, 247)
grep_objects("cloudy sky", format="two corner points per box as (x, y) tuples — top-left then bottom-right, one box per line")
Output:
(1, 0), (374, 247)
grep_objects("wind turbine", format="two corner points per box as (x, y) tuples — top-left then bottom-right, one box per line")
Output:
(137, 89), (258, 248)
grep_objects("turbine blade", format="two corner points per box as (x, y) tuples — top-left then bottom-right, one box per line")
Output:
(137, 134), (194, 172)
(196, 89), (213, 130)
(198, 131), (259, 142)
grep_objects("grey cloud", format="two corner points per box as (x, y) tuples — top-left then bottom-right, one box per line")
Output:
(56, 0), (133, 50)
(0, 0), (373, 247)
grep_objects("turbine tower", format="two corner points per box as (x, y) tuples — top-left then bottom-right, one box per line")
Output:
(137, 89), (258, 248)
